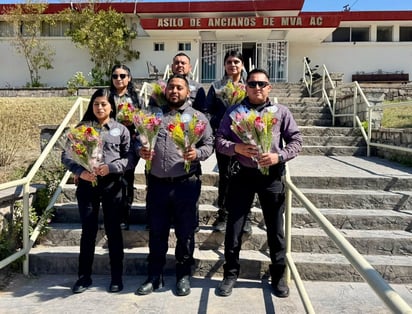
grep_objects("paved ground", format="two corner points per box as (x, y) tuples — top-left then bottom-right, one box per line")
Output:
(1, 273), (412, 314)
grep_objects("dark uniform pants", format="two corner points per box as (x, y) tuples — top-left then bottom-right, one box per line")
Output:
(223, 165), (286, 279)
(146, 174), (201, 280)
(216, 151), (231, 209)
(76, 174), (124, 281)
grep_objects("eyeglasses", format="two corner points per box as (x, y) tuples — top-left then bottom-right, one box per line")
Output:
(247, 81), (270, 88)
(112, 74), (128, 80)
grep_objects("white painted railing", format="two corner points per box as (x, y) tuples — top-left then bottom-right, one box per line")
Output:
(0, 97), (88, 274)
(303, 58), (412, 157)
(284, 164), (412, 314)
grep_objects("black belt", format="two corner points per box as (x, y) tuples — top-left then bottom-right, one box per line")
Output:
(149, 172), (197, 183)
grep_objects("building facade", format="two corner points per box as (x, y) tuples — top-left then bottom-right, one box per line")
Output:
(0, 0), (411, 87)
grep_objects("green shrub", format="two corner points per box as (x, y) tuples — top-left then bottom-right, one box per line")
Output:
(67, 71), (89, 96)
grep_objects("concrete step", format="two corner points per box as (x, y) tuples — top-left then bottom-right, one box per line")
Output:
(28, 246), (412, 283)
(301, 145), (367, 155)
(58, 184), (411, 211)
(275, 97), (323, 105)
(52, 203), (412, 231)
(295, 118), (332, 126)
(299, 126), (363, 136)
(40, 223), (412, 256)
(298, 188), (412, 211)
(290, 112), (332, 120)
(292, 207), (412, 230)
(292, 176), (412, 191)
(288, 106), (330, 113)
(302, 135), (365, 146)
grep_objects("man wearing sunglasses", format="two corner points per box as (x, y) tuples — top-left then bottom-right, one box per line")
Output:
(215, 68), (303, 298)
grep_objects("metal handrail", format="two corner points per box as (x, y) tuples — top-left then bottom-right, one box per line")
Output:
(284, 164), (412, 314)
(0, 97), (88, 274)
(139, 81), (152, 108)
(302, 58), (313, 97)
(162, 64), (170, 81)
(192, 58), (199, 82)
(304, 59), (412, 157)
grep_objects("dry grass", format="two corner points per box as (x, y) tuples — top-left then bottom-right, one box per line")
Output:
(0, 97), (79, 183)
(381, 104), (412, 128)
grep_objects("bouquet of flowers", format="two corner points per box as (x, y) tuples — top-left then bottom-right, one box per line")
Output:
(116, 102), (136, 125)
(150, 80), (167, 106)
(217, 80), (246, 107)
(66, 123), (103, 186)
(133, 110), (163, 171)
(167, 113), (207, 173)
(230, 105), (278, 175)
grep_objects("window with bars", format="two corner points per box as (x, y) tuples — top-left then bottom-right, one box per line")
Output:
(41, 21), (71, 37)
(178, 42), (191, 51)
(332, 27), (369, 42)
(377, 26), (392, 42)
(0, 21), (13, 37)
(154, 42), (165, 51)
(400, 27), (412, 41)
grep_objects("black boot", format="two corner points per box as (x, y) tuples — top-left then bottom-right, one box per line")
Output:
(213, 208), (228, 232)
(269, 264), (289, 298)
(176, 275), (191, 296)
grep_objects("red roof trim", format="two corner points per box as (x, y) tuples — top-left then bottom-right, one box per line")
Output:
(301, 11), (412, 22)
(0, 1), (305, 15)
(135, 0), (304, 14)
(0, 2), (410, 22)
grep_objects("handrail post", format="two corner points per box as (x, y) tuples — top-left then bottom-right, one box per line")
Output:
(284, 176), (292, 285)
(353, 85), (358, 127)
(367, 106), (372, 157)
(22, 182), (30, 275)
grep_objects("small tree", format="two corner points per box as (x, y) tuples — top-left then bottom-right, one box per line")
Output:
(3, 1), (55, 87)
(62, 2), (139, 85)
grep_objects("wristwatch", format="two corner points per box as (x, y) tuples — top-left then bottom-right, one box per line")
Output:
(278, 153), (285, 163)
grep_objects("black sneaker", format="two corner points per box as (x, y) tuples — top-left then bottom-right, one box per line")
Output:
(271, 277), (290, 298)
(72, 276), (92, 294)
(218, 277), (236, 297)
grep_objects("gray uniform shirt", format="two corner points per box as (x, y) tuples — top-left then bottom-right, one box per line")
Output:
(216, 98), (302, 168)
(62, 119), (131, 176)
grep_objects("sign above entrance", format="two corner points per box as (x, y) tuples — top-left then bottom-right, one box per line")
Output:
(140, 15), (341, 30)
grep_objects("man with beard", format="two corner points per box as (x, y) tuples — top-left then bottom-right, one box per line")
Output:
(136, 74), (214, 297)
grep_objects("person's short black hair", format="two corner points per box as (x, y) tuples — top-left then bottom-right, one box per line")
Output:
(247, 68), (270, 81)
(167, 74), (189, 88)
(173, 52), (191, 62)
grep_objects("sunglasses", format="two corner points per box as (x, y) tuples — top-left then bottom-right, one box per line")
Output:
(112, 73), (128, 80)
(247, 81), (270, 88)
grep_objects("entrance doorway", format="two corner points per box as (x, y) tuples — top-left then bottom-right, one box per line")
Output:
(200, 41), (288, 83)
(242, 42), (255, 73)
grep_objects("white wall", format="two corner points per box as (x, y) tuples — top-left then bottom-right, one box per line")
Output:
(288, 41), (412, 83)
(0, 37), (201, 87)
(1, 36), (411, 87)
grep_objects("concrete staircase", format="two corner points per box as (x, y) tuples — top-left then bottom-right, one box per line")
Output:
(30, 82), (412, 284)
